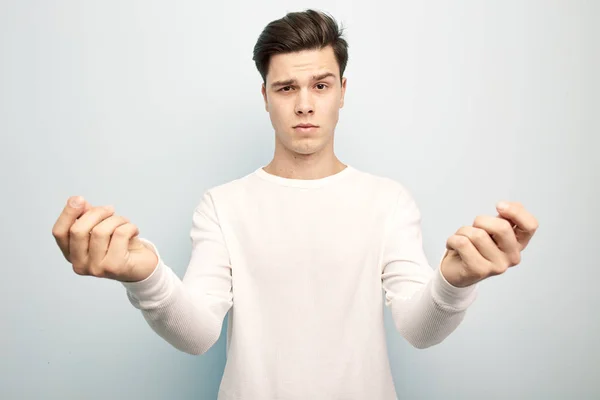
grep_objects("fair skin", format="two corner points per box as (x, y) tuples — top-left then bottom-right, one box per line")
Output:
(52, 45), (538, 287)
(441, 202), (538, 287)
(260, 45), (347, 180)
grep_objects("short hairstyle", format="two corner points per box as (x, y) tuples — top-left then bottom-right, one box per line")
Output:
(252, 9), (349, 84)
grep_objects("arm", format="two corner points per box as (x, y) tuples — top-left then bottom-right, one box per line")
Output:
(381, 189), (478, 349)
(121, 192), (233, 355)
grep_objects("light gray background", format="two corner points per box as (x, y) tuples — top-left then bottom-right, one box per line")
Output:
(1, 0), (598, 399)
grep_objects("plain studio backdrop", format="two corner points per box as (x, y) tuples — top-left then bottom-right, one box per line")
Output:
(1, 0), (598, 399)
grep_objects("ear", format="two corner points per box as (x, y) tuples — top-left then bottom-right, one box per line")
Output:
(261, 83), (268, 112)
(339, 77), (347, 109)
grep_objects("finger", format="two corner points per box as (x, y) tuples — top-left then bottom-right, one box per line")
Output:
(455, 226), (504, 264)
(473, 215), (521, 265)
(81, 200), (93, 215)
(52, 196), (92, 262)
(496, 201), (539, 249)
(106, 222), (139, 261)
(89, 215), (130, 264)
(446, 234), (489, 271)
(69, 205), (115, 265)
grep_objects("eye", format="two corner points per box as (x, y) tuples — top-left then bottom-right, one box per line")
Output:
(316, 83), (328, 90)
(280, 86), (293, 92)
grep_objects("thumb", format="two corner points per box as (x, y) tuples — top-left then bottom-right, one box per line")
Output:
(67, 196), (93, 216)
(56, 196), (93, 229)
(129, 235), (146, 251)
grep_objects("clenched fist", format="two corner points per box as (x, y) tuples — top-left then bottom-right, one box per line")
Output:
(440, 201), (539, 288)
(52, 195), (159, 283)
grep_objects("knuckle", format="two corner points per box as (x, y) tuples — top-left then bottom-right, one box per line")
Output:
(69, 226), (85, 238)
(115, 216), (131, 227)
(489, 261), (506, 275)
(455, 235), (469, 247)
(91, 215), (129, 237)
(474, 228), (488, 241)
(500, 220), (513, 234)
(457, 226), (471, 237)
(473, 215), (484, 227)
(510, 251), (521, 266)
(494, 264), (508, 275)
(113, 226), (127, 237)
(90, 226), (107, 238)
(72, 264), (88, 276)
(51, 228), (64, 239)
(88, 265), (105, 278)
(115, 223), (134, 235)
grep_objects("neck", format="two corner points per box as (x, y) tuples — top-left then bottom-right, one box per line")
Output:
(263, 142), (346, 180)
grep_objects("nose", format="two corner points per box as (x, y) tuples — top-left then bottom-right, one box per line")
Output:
(294, 89), (314, 115)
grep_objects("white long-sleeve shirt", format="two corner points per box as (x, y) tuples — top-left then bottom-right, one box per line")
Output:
(122, 165), (478, 399)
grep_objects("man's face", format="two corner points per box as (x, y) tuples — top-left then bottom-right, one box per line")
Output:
(261, 45), (347, 156)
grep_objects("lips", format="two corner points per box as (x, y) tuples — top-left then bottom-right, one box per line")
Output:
(294, 124), (318, 128)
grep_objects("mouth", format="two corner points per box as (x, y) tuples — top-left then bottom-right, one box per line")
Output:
(293, 124), (319, 132)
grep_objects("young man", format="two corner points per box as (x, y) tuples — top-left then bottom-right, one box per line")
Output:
(52, 9), (539, 400)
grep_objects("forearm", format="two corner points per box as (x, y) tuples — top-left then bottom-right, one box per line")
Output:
(122, 240), (230, 355)
(387, 267), (478, 349)
(124, 261), (224, 355)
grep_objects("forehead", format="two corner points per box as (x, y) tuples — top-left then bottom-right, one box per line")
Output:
(266, 45), (339, 83)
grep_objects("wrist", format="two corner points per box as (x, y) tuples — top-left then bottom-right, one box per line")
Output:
(432, 266), (479, 310)
(440, 263), (473, 288)
(119, 240), (160, 283)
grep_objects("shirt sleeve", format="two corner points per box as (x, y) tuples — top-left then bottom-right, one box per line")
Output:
(381, 187), (478, 349)
(121, 191), (233, 355)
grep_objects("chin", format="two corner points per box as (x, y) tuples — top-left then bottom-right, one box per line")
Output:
(290, 139), (328, 155)
(291, 147), (318, 156)
(275, 129), (332, 155)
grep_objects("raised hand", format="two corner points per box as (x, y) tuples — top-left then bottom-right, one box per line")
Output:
(440, 201), (539, 288)
(52, 196), (158, 282)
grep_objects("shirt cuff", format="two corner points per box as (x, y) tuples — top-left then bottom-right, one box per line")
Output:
(431, 266), (478, 311)
(121, 238), (174, 307)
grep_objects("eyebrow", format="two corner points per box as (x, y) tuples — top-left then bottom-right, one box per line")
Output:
(270, 72), (337, 89)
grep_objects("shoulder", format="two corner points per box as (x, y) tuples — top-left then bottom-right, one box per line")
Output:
(350, 166), (415, 199)
(192, 168), (259, 211)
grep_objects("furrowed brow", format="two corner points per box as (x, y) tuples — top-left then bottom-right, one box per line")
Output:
(270, 72), (337, 89)
(270, 79), (296, 89)
(312, 72), (337, 81)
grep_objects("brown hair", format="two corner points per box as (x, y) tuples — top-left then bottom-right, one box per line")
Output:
(252, 9), (349, 84)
